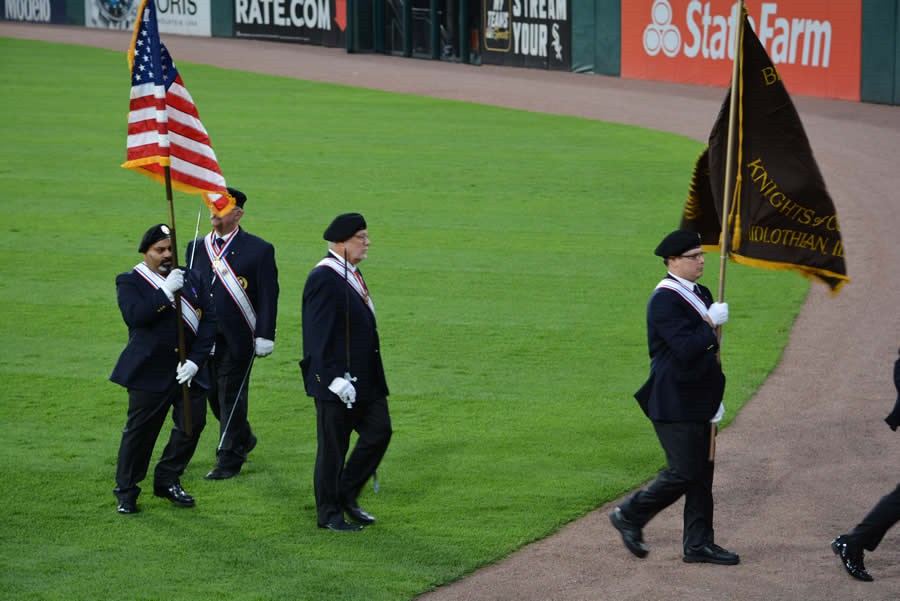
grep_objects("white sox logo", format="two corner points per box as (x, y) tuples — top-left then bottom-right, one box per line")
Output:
(551, 23), (562, 60)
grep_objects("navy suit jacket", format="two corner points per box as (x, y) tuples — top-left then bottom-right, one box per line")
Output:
(186, 228), (279, 358)
(634, 278), (725, 421)
(299, 260), (389, 403)
(110, 268), (216, 393)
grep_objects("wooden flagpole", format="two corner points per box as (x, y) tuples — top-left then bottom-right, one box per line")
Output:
(718, 0), (744, 306)
(710, 0), (745, 461)
(164, 165), (193, 437)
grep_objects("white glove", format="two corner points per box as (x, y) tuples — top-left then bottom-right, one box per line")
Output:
(707, 302), (729, 326)
(328, 375), (357, 408)
(176, 359), (198, 386)
(254, 337), (274, 357)
(711, 402), (725, 424)
(162, 268), (184, 301)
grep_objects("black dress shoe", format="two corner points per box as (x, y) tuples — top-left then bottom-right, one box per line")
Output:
(831, 536), (873, 581)
(318, 519), (364, 532)
(683, 543), (740, 565)
(344, 504), (376, 525)
(245, 434), (258, 455)
(153, 483), (195, 507)
(117, 500), (139, 514)
(205, 465), (240, 480)
(609, 507), (648, 558)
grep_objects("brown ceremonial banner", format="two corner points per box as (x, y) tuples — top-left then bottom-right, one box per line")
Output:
(682, 10), (849, 293)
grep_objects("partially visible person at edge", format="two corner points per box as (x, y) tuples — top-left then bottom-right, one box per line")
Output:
(609, 229), (739, 565)
(185, 187), (279, 480)
(300, 213), (392, 532)
(831, 347), (900, 582)
(110, 224), (216, 514)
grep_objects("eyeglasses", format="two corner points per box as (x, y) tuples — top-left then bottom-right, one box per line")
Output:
(678, 252), (705, 261)
(353, 234), (369, 242)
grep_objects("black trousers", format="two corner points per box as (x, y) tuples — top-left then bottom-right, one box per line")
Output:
(845, 483), (900, 551)
(208, 335), (255, 469)
(619, 420), (715, 550)
(314, 396), (392, 526)
(114, 381), (206, 502)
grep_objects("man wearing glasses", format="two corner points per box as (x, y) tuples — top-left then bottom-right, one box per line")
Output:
(300, 213), (392, 531)
(610, 229), (739, 565)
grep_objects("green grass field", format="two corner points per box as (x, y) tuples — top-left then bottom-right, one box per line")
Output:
(0, 38), (807, 600)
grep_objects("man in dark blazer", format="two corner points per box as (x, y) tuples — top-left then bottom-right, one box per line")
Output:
(300, 212), (392, 531)
(186, 187), (279, 479)
(610, 229), (739, 565)
(110, 223), (217, 514)
(831, 348), (900, 581)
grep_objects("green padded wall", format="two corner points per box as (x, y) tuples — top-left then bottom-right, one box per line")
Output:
(861, 0), (898, 104)
(212, 2), (234, 38)
(571, 0), (620, 75)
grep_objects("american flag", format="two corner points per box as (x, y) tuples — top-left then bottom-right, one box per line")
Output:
(121, 0), (234, 215)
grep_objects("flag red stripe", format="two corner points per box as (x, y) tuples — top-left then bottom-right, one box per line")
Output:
(168, 167), (222, 192)
(128, 96), (157, 111)
(170, 146), (221, 174)
(167, 119), (212, 148)
(128, 119), (159, 136)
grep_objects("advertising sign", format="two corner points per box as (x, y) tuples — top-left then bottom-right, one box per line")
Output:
(621, 1), (861, 100)
(233, 0), (347, 48)
(1, 0), (67, 24)
(482, 0), (571, 70)
(85, 0), (212, 36)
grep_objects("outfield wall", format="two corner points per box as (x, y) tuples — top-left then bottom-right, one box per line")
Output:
(2, 1), (898, 104)
(621, 1), (861, 101)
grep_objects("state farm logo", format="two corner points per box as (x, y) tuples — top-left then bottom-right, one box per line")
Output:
(644, 0), (681, 57)
(640, 0), (834, 68)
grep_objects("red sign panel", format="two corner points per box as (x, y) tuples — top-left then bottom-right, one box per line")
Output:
(622, 1), (862, 101)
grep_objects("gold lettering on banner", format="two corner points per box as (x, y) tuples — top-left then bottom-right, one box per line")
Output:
(748, 225), (839, 256)
(832, 239), (845, 257)
(745, 158), (840, 231)
(761, 66), (781, 86)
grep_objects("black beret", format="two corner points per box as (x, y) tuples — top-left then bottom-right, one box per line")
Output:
(654, 229), (702, 257)
(138, 223), (172, 253)
(323, 212), (366, 242)
(227, 187), (246, 208)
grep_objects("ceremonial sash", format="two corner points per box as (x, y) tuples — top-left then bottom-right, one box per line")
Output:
(205, 230), (256, 333)
(655, 278), (708, 319)
(133, 262), (200, 334)
(317, 254), (375, 316)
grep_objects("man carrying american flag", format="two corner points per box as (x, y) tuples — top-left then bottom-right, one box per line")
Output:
(116, 0), (242, 476)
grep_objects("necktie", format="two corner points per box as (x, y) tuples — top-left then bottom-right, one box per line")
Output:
(354, 270), (369, 303)
(215, 237), (225, 250)
(693, 284), (700, 296)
